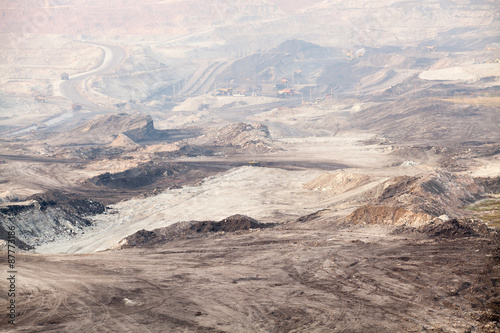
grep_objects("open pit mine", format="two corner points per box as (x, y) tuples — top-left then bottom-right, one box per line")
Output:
(0, 0), (499, 332)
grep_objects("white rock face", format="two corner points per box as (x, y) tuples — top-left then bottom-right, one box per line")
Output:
(438, 214), (451, 222)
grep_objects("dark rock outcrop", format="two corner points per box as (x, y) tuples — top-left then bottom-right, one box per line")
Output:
(119, 215), (274, 249)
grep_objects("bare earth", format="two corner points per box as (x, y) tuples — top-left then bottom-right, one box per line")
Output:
(1, 0), (500, 332)
(1, 222), (498, 333)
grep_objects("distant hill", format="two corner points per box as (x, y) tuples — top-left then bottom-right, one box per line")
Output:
(273, 39), (331, 59)
(215, 39), (334, 87)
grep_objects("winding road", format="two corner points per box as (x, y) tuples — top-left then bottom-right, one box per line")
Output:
(9, 42), (127, 136)
(59, 41), (127, 109)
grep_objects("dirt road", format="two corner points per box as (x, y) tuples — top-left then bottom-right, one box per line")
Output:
(59, 41), (126, 109)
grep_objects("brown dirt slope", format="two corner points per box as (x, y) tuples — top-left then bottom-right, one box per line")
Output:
(108, 133), (139, 148)
(304, 172), (370, 195)
(395, 218), (493, 239)
(348, 99), (500, 143)
(476, 176), (500, 194)
(347, 205), (433, 226)
(346, 171), (488, 227)
(375, 171), (483, 217)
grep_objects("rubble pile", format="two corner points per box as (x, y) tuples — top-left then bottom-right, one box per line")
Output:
(118, 214), (274, 248)
(189, 122), (279, 153)
(109, 133), (140, 148)
(346, 171), (487, 226)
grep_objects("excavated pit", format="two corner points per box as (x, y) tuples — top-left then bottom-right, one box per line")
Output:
(0, 8), (499, 330)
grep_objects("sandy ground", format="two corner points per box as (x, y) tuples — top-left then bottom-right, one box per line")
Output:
(419, 63), (500, 82)
(464, 157), (500, 178)
(1, 221), (497, 333)
(35, 164), (390, 254)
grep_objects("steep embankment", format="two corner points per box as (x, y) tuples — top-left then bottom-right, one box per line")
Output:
(45, 113), (171, 147)
(346, 171), (490, 227)
(0, 191), (105, 248)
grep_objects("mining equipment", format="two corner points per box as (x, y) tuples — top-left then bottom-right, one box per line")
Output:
(277, 88), (295, 98)
(216, 88), (233, 96)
